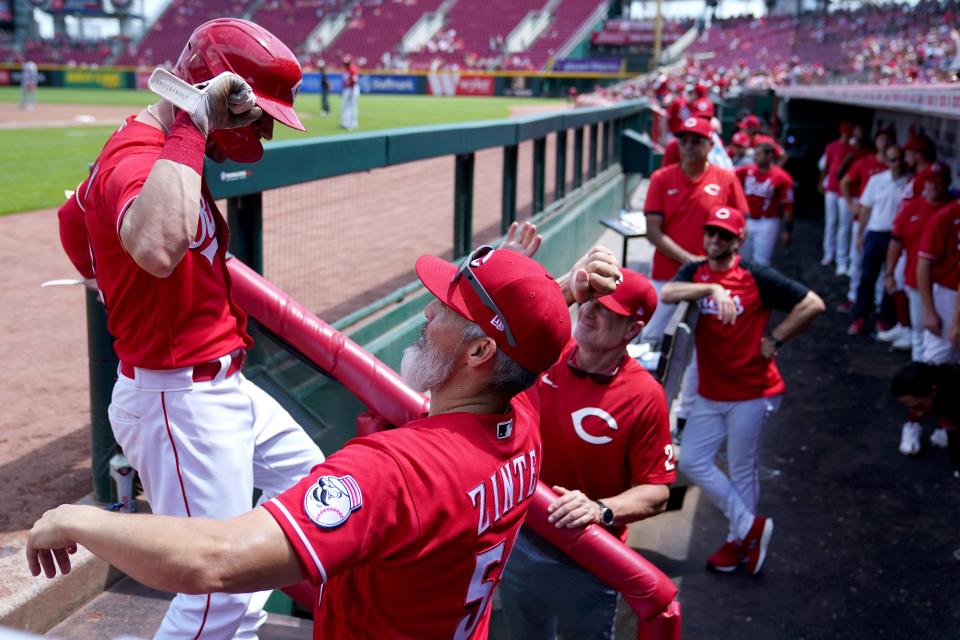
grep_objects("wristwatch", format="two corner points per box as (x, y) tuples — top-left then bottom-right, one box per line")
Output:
(596, 500), (615, 526)
(767, 334), (784, 349)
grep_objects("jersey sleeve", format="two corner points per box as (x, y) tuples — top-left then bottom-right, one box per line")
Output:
(627, 381), (676, 486)
(96, 149), (159, 245)
(726, 172), (750, 211)
(858, 174), (879, 210)
(746, 262), (810, 312)
(262, 440), (419, 585)
(891, 203), (910, 241)
(779, 171), (795, 204)
(918, 211), (948, 263)
(672, 261), (700, 283)
(643, 170), (665, 215)
(57, 183), (95, 279)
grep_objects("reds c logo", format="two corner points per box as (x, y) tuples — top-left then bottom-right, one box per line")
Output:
(304, 475), (363, 529)
(704, 184), (722, 196)
(188, 199), (219, 265)
(570, 407), (618, 445)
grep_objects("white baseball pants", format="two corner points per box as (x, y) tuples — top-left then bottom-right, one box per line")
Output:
(823, 191), (841, 264)
(679, 394), (782, 542)
(341, 86), (359, 129)
(922, 283), (960, 364)
(641, 279), (699, 417)
(905, 286), (927, 362)
(835, 196), (853, 272)
(741, 218), (781, 266)
(109, 365), (325, 640)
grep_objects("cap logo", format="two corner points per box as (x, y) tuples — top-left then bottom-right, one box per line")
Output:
(304, 475), (363, 529)
(704, 184), (722, 196)
(490, 315), (505, 333)
(715, 208), (731, 219)
(684, 117), (698, 128)
(470, 250), (495, 269)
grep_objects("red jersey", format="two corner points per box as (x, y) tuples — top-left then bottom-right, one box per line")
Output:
(673, 256), (809, 401)
(74, 117), (251, 368)
(892, 198), (946, 289)
(735, 164), (795, 219)
(644, 164), (749, 281)
(264, 394), (542, 640)
(823, 139), (855, 194)
(662, 138), (680, 166)
(918, 201), (960, 290)
(665, 97), (690, 133)
(844, 153), (886, 199)
(532, 341), (676, 540)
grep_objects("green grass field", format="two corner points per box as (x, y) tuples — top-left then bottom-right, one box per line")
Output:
(0, 88), (564, 215)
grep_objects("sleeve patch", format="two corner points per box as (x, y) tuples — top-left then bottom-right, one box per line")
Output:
(304, 475), (363, 529)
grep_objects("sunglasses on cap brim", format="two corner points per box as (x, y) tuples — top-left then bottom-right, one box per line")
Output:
(704, 226), (738, 241)
(452, 245), (518, 347)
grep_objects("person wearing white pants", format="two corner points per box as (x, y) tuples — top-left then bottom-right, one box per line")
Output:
(819, 123), (855, 267)
(736, 138), (795, 266)
(340, 56), (359, 130)
(662, 206), (824, 575)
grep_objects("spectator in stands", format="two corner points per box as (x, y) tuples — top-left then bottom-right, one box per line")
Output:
(736, 139), (795, 265)
(499, 269), (675, 640)
(848, 145), (910, 336)
(662, 206), (824, 575)
(839, 126), (895, 313)
(819, 122), (857, 274)
(892, 362), (960, 476)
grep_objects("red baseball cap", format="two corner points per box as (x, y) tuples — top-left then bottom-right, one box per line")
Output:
(415, 248), (571, 375)
(704, 206), (746, 238)
(731, 131), (750, 147)
(919, 162), (951, 192)
(904, 133), (936, 158)
(690, 98), (715, 118)
(671, 116), (713, 139)
(738, 115), (761, 129)
(838, 121), (854, 135)
(595, 268), (658, 321)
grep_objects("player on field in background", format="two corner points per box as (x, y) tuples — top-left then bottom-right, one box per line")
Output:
(340, 54), (359, 130)
(19, 60), (38, 111)
(643, 115), (748, 433)
(819, 122), (857, 272)
(736, 138), (795, 266)
(662, 206), (824, 575)
(54, 19), (325, 638)
(25, 244), (623, 640)
(838, 126), (895, 312)
(499, 269), (675, 640)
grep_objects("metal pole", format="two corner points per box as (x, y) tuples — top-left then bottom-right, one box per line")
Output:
(227, 193), (264, 275)
(589, 124), (599, 179)
(573, 127), (584, 189)
(554, 130), (568, 202)
(532, 137), (546, 215)
(86, 289), (118, 503)
(652, 0), (664, 70)
(454, 152), (475, 258)
(501, 144), (518, 234)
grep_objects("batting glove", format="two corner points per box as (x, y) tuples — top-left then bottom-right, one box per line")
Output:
(190, 72), (263, 137)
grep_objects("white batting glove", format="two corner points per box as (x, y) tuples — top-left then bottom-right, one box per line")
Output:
(189, 72), (263, 137)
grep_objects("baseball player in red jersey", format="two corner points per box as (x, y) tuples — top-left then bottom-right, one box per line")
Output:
(499, 269), (676, 640)
(819, 122), (857, 271)
(25, 246), (623, 640)
(917, 200), (960, 366)
(736, 138), (795, 266)
(902, 133), (937, 201)
(838, 126), (895, 311)
(340, 55), (359, 131)
(54, 19), (325, 638)
(662, 207), (824, 575)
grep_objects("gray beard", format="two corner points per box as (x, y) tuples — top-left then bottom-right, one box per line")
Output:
(400, 325), (457, 393)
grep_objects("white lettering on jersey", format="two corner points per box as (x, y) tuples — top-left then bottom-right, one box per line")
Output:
(704, 183), (722, 196)
(699, 293), (745, 317)
(743, 174), (776, 200)
(188, 198), (219, 265)
(468, 448), (539, 536)
(571, 407), (619, 445)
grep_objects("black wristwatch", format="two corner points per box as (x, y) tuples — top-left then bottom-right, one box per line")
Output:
(767, 334), (784, 349)
(596, 500), (614, 526)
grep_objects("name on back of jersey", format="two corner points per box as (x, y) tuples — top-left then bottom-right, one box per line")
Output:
(467, 447), (539, 536)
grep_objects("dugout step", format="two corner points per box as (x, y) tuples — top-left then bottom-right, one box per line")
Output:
(46, 577), (311, 639)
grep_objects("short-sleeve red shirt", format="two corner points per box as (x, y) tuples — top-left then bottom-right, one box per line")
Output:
(844, 154), (886, 199)
(76, 116), (250, 368)
(918, 201), (960, 290)
(892, 198), (946, 289)
(662, 138), (680, 166)
(824, 139), (855, 194)
(735, 164), (795, 219)
(263, 394), (542, 640)
(644, 164), (749, 281)
(533, 340), (676, 540)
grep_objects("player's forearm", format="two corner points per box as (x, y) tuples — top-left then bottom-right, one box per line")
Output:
(603, 484), (670, 524)
(646, 221), (698, 264)
(660, 282), (715, 304)
(917, 260), (936, 312)
(839, 176), (853, 200)
(858, 209), (872, 235)
(885, 239), (903, 276)
(770, 291), (825, 343)
(121, 160), (201, 278)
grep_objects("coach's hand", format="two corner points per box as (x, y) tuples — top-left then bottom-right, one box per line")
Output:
(711, 284), (738, 325)
(500, 221), (542, 258)
(26, 505), (81, 579)
(547, 486), (601, 529)
(561, 247), (621, 306)
(192, 72), (263, 137)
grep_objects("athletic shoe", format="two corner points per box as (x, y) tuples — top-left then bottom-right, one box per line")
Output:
(876, 324), (904, 343)
(707, 541), (744, 573)
(847, 318), (866, 335)
(891, 332), (912, 352)
(899, 421), (922, 455)
(836, 299), (855, 313)
(835, 265), (850, 277)
(930, 427), (949, 449)
(820, 257), (833, 266)
(742, 516), (774, 575)
(876, 318), (894, 333)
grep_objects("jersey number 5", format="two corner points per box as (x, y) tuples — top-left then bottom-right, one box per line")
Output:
(453, 540), (506, 640)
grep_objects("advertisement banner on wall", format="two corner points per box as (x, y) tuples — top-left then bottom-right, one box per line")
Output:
(0, 67), (53, 86)
(358, 74), (420, 94)
(64, 68), (124, 88)
(552, 58), (624, 74)
(427, 74), (495, 97)
(302, 71), (344, 94)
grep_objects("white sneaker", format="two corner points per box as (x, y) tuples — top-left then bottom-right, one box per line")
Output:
(930, 427), (949, 449)
(834, 265), (849, 277)
(821, 257), (833, 266)
(876, 324), (904, 343)
(892, 332), (912, 352)
(899, 422), (922, 455)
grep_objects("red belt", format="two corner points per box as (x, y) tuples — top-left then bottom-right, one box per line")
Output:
(120, 350), (247, 382)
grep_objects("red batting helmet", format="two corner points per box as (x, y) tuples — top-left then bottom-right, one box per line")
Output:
(174, 18), (305, 163)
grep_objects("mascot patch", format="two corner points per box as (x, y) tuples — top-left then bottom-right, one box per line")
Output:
(304, 475), (363, 529)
